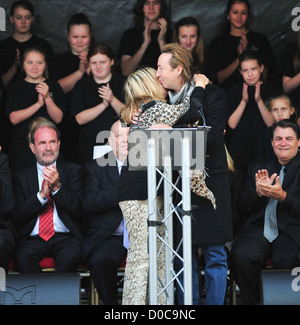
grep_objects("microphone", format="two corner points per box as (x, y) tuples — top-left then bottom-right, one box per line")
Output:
(137, 100), (156, 127)
(141, 100), (156, 113)
(191, 97), (206, 126)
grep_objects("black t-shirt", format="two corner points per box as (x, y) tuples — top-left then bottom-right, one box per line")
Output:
(51, 50), (81, 81)
(5, 78), (65, 164)
(51, 50), (88, 112)
(0, 35), (54, 86)
(70, 74), (126, 165)
(227, 82), (277, 169)
(206, 30), (276, 91)
(118, 26), (172, 71)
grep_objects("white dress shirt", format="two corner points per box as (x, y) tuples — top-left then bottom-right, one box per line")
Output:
(30, 162), (69, 236)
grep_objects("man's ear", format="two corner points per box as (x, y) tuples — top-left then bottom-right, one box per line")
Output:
(30, 142), (35, 154)
(176, 65), (184, 76)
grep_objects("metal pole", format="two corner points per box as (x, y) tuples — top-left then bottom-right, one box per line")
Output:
(163, 155), (174, 305)
(148, 138), (158, 305)
(181, 137), (192, 305)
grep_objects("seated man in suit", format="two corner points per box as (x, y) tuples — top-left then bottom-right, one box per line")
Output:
(231, 120), (300, 305)
(0, 152), (16, 272)
(13, 120), (83, 272)
(82, 119), (128, 305)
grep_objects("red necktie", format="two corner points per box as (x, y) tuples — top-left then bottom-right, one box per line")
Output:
(39, 181), (55, 241)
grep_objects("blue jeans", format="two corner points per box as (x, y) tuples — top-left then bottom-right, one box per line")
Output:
(176, 244), (228, 305)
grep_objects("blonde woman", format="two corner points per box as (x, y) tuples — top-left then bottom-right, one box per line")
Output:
(121, 67), (190, 127)
(118, 67), (192, 305)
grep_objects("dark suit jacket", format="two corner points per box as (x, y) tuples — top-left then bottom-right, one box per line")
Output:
(0, 153), (16, 236)
(12, 159), (84, 241)
(189, 85), (233, 245)
(239, 152), (300, 248)
(82, 152), (124, 260)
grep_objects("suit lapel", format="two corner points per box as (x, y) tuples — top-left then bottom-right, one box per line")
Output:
(107, 164), (120, 186)
(265, 159), (277, 180)
(103, 151), (120, 185)
(56, 160), (65, 182)
(26, 164), (39, 195)
(281, 153), (300, 189)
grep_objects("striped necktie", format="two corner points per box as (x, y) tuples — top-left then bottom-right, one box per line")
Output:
(39, 181), (55, 241)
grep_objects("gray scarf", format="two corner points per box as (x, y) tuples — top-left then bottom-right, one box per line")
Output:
(168, 81), (195, 104)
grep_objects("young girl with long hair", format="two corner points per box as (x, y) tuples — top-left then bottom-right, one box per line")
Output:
(5, 46), (65, 169)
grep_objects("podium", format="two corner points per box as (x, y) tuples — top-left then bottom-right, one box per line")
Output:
(128, 126), (210, 305)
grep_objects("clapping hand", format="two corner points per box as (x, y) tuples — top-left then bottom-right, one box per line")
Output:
(255, 169), (283, 200)
(237, 32), (248, 55)
(157, 18), (167, 44)
(78, 51), (89, 74)
(36, 82), (50, 100)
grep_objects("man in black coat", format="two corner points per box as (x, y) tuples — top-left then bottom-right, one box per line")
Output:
(0, 153), (16, 272)
(82, 120), (128, 305)
(157, 43), (233, 305)
(12, 120), (83, 272)
(231, 120), (300, 305)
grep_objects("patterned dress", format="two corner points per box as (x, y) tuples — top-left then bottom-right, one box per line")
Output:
(120, 95), (215, 305)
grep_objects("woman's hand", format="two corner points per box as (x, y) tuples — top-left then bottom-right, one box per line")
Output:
(131, 109), (143, 124)
(157, 18), (167, 46)
(37, 93), (44, 108)
(78, 51), (89, 74)
(36, 82), (50, 100)
(143, 19), (152, 47)
(193, 74), (209, 89)
(98, 83), (113, 103)
(237, 32), (248, 55)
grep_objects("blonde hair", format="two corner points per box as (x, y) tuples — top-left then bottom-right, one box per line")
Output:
(121, 67), (166, 124)
(161, 43), (193, 85)
(225, 145), (234, 172)
(267, 94), (293, 112)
